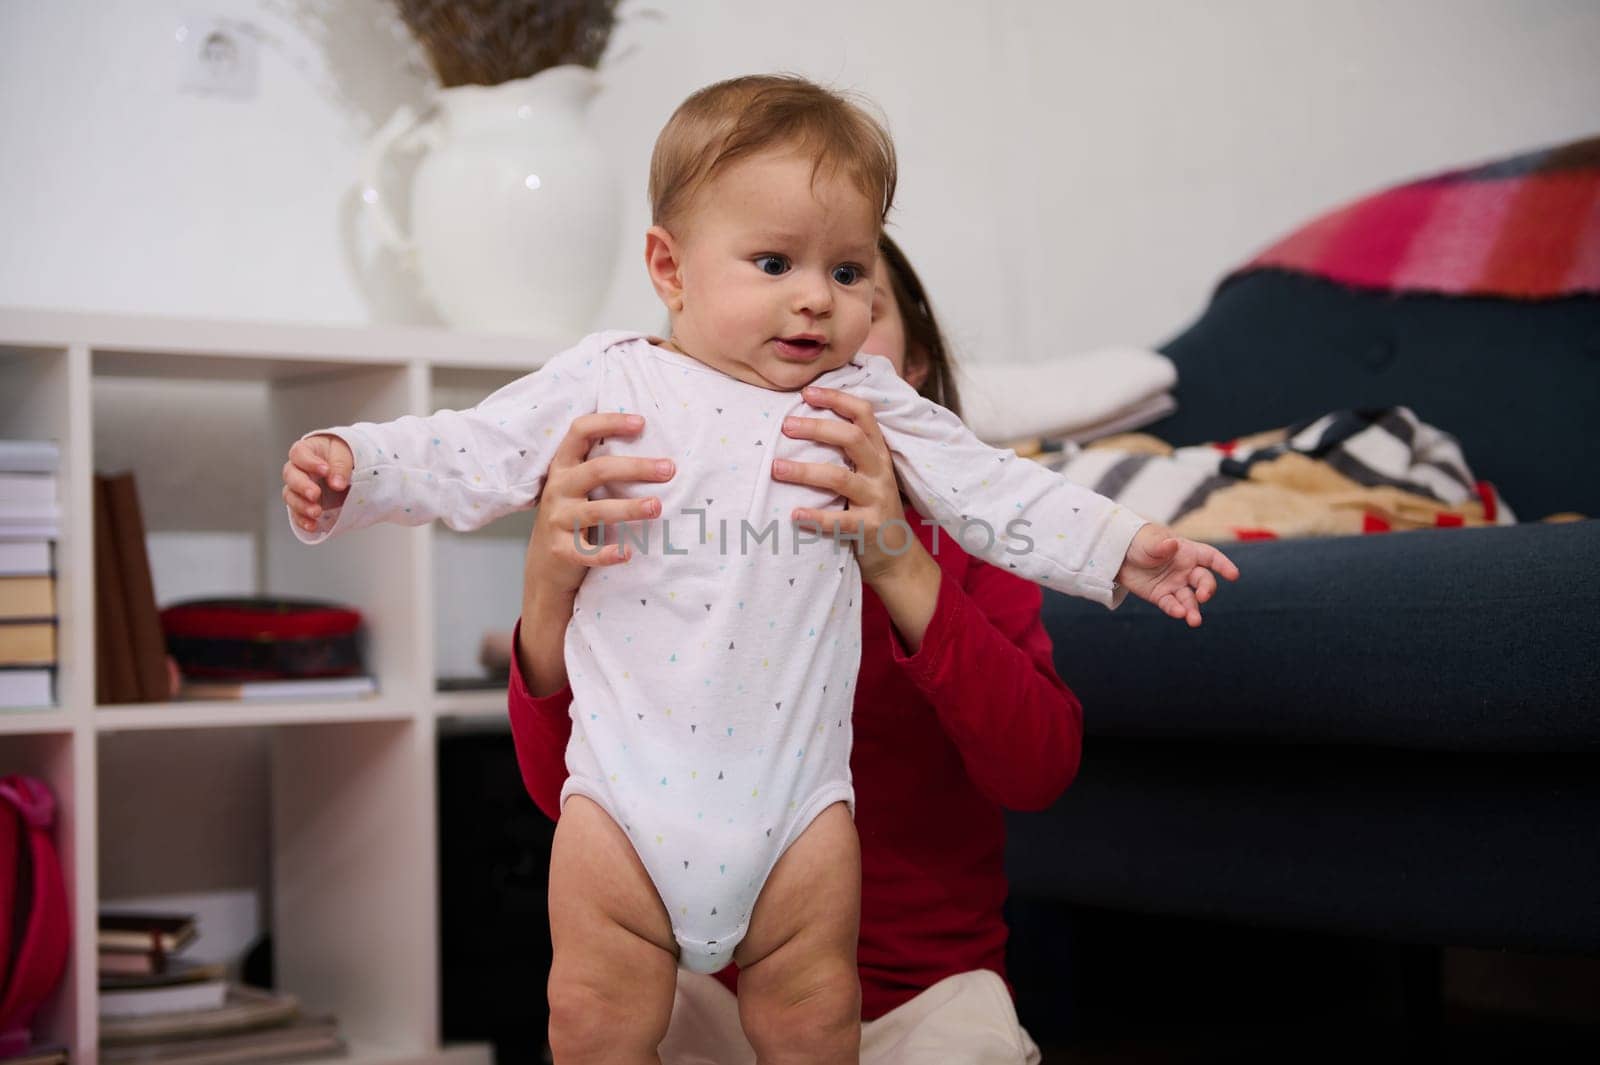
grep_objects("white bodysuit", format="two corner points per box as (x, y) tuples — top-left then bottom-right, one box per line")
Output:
(292, 331), (1144, 972)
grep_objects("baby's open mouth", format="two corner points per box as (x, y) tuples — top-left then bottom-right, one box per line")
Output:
(775, 335), (826, 358)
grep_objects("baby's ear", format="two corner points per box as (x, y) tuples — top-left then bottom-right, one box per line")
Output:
(644, 226), (686, 312)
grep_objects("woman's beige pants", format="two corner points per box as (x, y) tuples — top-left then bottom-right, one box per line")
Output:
(657, 968), (1043, 1064)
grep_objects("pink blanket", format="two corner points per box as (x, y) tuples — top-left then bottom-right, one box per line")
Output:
(1229, 136), (1600, 300)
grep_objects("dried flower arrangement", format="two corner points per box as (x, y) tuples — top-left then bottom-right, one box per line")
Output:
(392, 0), (621, 88)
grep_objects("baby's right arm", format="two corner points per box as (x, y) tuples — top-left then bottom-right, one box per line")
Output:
(282, 336), (605, 545)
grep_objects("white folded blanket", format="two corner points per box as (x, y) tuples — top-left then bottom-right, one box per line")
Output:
(953, 347), (1179, 445)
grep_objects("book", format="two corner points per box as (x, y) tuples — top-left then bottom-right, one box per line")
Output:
(101, 979), (229, 1019)
(0, 667), (52, 709)
(0, 574), (56, 619)
(0, 440), (60, 474)
(176, 676), (376, 702)
(99, 948), (168, 977)
(99, 984), (300, 1046)
(0, 539), (52, 576)
(0, 520), (59, 540)
(0, 502), (61, 524)
(98, 472), (171, 702)
(101, 960), (228, 988)
(0, 621), (56, 666)
(0, 472), (57, 502)
(99, 912), (199, 955)
(95, 476), (139, 704)
(100, 1014), (342, 1065)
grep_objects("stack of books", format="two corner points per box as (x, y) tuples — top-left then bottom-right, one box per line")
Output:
(99, 912), (205, 982)
(94, 472), (172, 704)
(98, 912), (345, 1065)
(1, 440), (60, 710)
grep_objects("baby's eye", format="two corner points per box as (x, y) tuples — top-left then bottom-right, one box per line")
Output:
(832, 263), (864, 286)
(754, 255), (790, 276)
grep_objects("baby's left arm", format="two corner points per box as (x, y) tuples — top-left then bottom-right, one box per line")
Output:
(853, 355), (1234, 616)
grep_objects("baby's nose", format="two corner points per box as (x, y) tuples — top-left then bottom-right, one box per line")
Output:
(791, 270), (834, 315)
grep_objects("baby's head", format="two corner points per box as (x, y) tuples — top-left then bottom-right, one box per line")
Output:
(643, 74), (896, 392)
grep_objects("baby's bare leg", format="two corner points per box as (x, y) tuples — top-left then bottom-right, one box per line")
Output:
(547, 795), (679, 1065)
(733, 802), (862, 1065)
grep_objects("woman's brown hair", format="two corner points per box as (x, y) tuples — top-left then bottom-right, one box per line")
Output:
(878, 232), (961, 418)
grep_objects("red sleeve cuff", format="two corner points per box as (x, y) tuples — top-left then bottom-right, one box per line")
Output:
(507, 617), (575, 716)
(886, 566), (965, 692)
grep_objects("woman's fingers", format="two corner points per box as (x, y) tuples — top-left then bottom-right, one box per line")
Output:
(790, 384), (890, 473)
(771, 457), (860, 499)
(780, 414), (885, 477)
(781, 414), (865, 450)
(570, 495), (661, 529)
(570, 539), (632, 567)
(551, 411), (647, 469)
(801, 385), (877, 427)
(564, 453), (675, 498)
(790, 506), (865, 535)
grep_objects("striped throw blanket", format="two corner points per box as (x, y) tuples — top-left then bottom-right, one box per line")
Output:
(1228, 136), (1600, 300)
(1035, 408), (1514, 542)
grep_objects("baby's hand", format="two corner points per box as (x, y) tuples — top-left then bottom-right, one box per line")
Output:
(1114, 523), (1240, 628)
(282, 433), (355, 534)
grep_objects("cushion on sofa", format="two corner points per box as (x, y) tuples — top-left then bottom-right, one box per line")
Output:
(1041, 520), (1600, 753)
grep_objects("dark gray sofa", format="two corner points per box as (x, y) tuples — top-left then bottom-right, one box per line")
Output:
(1005, 270), (1600, 1027)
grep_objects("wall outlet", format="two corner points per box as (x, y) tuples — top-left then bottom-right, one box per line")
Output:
(176, 13), (259, 99)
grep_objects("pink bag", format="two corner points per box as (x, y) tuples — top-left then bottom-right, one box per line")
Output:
(0, 776), (70, 1057)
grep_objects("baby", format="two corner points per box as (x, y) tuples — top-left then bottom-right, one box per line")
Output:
(282, 75), (1235, 1063)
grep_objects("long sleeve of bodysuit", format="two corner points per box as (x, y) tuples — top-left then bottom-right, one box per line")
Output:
(844, 353), (1148, 608)
(287, 333), (614, 544)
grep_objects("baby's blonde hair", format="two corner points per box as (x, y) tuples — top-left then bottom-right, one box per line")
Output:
(649, 74), (897, 230)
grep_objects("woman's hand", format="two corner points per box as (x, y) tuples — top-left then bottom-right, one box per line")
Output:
(773, 385), (944, 652)
(517, 413), (675, 694)
(772, 385), (925, 584)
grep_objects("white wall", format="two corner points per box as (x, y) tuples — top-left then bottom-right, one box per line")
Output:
(2, 0), (1596, 355)
(992, 0), (1600, 355)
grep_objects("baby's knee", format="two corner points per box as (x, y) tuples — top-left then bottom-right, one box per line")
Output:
(739, 959), (861, 1060)
(546, 963), (669, 1063)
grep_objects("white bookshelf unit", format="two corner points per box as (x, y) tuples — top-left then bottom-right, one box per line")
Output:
(0, 306), (561, 1065)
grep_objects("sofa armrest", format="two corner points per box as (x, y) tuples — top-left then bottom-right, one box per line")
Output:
(1040, 520), (1600, 753)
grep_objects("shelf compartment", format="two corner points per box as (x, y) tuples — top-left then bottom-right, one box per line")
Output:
(89, 355), (428, 708)
(97, 719), (438, 1057)
(273, 720), (438, 1053)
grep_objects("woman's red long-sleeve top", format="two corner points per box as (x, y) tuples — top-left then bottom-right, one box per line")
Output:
(506, 509), (1083, 1020)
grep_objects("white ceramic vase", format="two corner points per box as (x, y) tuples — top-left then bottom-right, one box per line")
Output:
(361, 66), (618, 336)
